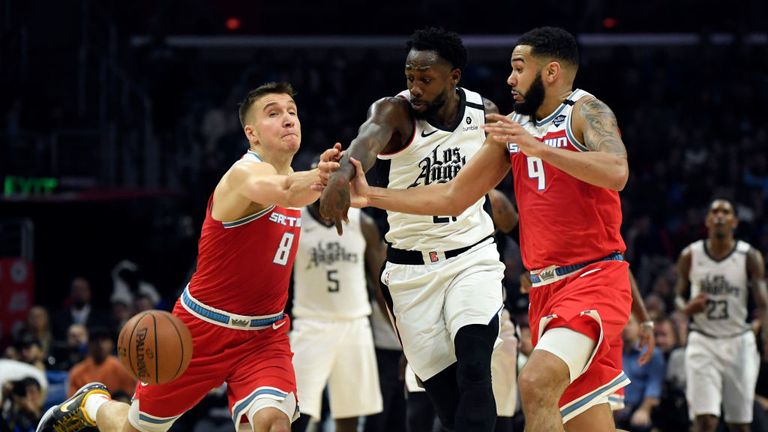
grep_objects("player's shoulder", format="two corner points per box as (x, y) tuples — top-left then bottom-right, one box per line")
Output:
(372, 95), (411, 112)
(228, 156), (276, 180)
(679, 240), (701, 260)
(572, 92), (614, 118)
(481, 97), (499, 115)
(367, 96), (411, 122)
(735, 239), (754, 254)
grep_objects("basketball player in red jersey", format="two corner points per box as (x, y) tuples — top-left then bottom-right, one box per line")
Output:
(37, 82), (341, 432)
(343, 27), (631, 431)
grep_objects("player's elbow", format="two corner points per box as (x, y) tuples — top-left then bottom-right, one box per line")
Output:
(609, 159), (629, 191)
(440, 185), (470, 217)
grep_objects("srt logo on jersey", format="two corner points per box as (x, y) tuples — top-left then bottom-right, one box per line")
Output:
(700, 274), (740, 297)
(408, 145), (467, 188)
(269, 212), (301, 227)
(307, 242), (359, 269)
(552, 114), (566, 127)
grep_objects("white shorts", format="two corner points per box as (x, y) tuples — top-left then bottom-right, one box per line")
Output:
(685, 330), (760, 423)
(382, 241), (505, 380)
(290, 317), (383, 419)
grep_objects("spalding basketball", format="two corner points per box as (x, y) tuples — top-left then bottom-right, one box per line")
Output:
(117, 310), (193, 385)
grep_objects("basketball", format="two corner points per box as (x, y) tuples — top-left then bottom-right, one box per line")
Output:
(117, 310), (193, 385)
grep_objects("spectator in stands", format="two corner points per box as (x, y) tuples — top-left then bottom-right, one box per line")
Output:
(52, 277), (112, 340)
(616, 315), (666, 432)
(0, 358), (48, 432)
(110, 298), (133, 335)
(50, 324), (88, 372)
(110, 260), (161, 308)
(653, 317), (689, 432)
(18, 337), (45, 372)
(67, 327), (136, 397)
(15, 306), (53, 361)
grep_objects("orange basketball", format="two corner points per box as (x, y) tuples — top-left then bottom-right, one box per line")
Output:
(117, 310), (193, 385)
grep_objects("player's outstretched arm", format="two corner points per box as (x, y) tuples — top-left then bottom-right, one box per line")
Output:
(231, 145), (340, 209)
(321, 98), (411, 234)
(350, 135), (510, 216)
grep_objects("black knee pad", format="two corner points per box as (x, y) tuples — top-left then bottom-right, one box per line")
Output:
(291, 414), (310, 432)
(422, 364), (459, 430)
(454, 315), (499, 384)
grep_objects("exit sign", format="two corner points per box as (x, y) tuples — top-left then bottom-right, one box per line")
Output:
(4, 176), (59, 197)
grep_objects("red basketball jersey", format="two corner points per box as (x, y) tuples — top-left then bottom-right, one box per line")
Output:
(507, 89), (625, 270)
(188, 153), (301, 316)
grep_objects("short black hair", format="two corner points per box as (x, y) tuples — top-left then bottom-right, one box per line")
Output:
(238, 82), (296, 128)
(709, 198), (737, 216)
(406, 27), (467, 71)
(516, 27), (579, 67)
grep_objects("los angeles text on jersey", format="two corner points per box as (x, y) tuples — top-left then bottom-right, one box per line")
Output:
(699, 274), (741, 297)
(306, 241), (360, 269)
(409, 145), (468, 188)
(269, 211), (302, 227)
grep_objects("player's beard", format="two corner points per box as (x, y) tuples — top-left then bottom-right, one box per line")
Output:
(513, 71), (545, 117)
(413, 91), (448, 120)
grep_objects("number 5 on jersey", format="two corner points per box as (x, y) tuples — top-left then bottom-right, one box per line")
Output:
(273, 232), (295, 266)
(527, 157), (546, 190)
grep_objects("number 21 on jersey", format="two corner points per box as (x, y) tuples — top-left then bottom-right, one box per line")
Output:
(527, 156), (546, 190)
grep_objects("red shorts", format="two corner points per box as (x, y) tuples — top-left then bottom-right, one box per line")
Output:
(608, 337), (625, 409)
(132, 300), (296, 427)
(528, 259), (631, 421)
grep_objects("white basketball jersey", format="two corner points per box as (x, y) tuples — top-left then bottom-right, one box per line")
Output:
(292, 207), (372, 320)
(375, 87), (494, 251)
(688, 239), (752, 337)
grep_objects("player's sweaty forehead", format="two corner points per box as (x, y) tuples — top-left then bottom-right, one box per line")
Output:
(255, 93), (296, 112)
(405, 50), (449, 72)
(511, 45), (534, 65)
(709, 199), (734, 214)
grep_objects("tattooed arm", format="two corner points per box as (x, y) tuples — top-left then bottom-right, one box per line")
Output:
(544, 97), (628, 190)
(484, 97), (628, 191)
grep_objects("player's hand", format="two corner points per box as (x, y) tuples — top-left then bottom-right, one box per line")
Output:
(684, 293), (709, 315)
(519, 271), (532, 294)
(348, 158), (371, 208)
(320, 155), (351, 235)
(637, 323), (656, 366)
(315, 143), (343, 189)
(630, 407), (652, 427)
(483, 113), (547, 158)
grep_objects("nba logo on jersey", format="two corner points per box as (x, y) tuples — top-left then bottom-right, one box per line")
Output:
(429, 251), (439, 263)
(507, 143), (520, 153)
